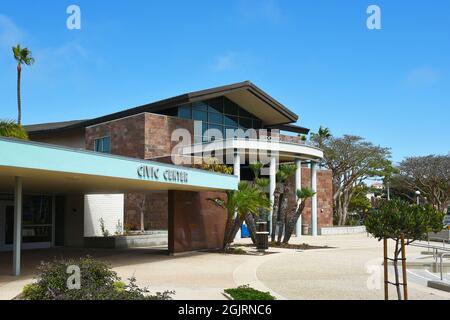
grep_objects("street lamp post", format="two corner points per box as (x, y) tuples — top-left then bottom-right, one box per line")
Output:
(415, 191), (421, 205)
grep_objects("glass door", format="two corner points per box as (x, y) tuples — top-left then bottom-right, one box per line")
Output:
(0, 202), (14, 251)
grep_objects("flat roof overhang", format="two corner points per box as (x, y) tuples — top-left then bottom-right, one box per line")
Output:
(0, 138), (238, 194)
(181, 139), (324, 163)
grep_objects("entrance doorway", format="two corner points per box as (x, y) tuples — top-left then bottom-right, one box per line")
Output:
(0, 195), (54, 252)
(0, 202), (14, 251)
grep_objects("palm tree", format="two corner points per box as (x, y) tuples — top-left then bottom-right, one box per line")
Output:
(12, 44), (35, 125)
(282, 187), (315, 243)
(211, 181), (271, 250)
(271, 164), (296, 243)
(0, 120), (29, 139)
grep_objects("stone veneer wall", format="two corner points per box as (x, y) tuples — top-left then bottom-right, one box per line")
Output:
(85, 113), (195, 231)
(286, 167), (333, 230)
(168, 190), (227, 254)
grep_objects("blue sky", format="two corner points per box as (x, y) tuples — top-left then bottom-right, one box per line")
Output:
(0, 0), (449, 162)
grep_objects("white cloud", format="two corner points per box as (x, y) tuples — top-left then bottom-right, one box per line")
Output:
(405, 66), (440, 86)
(235, 0), (283, 24)
(0, 14), (24, 47)
(212, 52), (238, 72)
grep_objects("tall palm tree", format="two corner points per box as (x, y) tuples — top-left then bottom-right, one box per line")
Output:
(12, 44), (35, 125)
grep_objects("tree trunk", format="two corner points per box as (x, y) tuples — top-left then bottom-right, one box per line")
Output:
(17, 65), (21, 125)
(277, 184), (290, 244)
(393, 239), (402, 300)
(271, 185), (282, 242)
(223, 216), (244, 250)
(244, 214), (257, 244)
(283, 202), (306, 244)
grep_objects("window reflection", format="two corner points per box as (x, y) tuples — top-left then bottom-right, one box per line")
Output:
(176, 97), (263, 141)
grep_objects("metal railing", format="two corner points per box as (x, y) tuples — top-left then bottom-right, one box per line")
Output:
(410, 239), (450, 281)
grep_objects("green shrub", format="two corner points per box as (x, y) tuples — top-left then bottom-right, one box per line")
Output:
(224, 285), (275, 300)
(22, 283), (46, 300)
(21, 256), (174, 300)
(0, 120), (28, 140)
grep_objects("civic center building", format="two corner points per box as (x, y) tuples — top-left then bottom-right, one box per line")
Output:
(0, 81), (332, 276)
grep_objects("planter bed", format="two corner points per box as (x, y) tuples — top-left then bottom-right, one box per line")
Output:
(84, 231), (168, 249)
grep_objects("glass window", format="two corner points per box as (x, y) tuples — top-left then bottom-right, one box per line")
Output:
(252, 119), (262, 129)
(224, 99), (239, 115)
(94, 137), (111, 153)
(22, 195), (52, 243)
(224, 115), (238, 127)
(192, 110), (208, 122)
(239, 108), (253, 118)
(207, 98), (223, 113)
(239, 117), (252, 129)
(178, 105), (191, 119)
(208, 112), (223, 124)
(192, 102), (208, 111)
(207, 124), (224, 141)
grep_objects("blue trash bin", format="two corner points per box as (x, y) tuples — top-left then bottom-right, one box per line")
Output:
(241, 223), (250, 238)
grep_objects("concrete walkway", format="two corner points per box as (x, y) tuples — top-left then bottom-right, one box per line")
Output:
(1, 234), (449, 300)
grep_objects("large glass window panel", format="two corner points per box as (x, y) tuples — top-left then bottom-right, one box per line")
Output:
(193, 110), (208, 122)
(208, 112), (223, 124)
(178, 105), (191, 119)
(224, 115), (238, 127)
(224, 127), (238, 139)
(252, 119), (262, 129)
(224, 99), (239, 115)
(207, 124), (224, 141)
(239, 117), (252, 129)
(207, 98), (223, 113)
(239, 108), (253, 118)
(192, 102), (208, 111)
(22, 195), (52, 243)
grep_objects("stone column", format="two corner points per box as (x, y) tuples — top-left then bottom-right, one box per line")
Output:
(269, 156), (277, 235)
(311, 162), (318, 236)
(233, 151), (241, 239)
(295, 159), (302, 236)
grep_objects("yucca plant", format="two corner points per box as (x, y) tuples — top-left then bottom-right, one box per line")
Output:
(0, 120), (29, 140)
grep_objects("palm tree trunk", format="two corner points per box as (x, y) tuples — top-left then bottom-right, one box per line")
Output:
(17, 65), (21, 125)
(244, 214), (257, 244)
(271, 186), (282, 242)
(277, 185), (290, 244)
(283, 202), (306, 244)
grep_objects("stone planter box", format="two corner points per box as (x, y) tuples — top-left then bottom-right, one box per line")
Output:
(84, 231), (168, 249)
(319, 226), (366, 235)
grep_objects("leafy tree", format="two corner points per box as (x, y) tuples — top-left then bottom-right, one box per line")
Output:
(395, 155), (450, 212)
(365, 200), (444, 300)
(211, 181), (271, 250)
(0, 120), (28, 139)
(12, 45), (35, 125)
(311, 130), (392, 226)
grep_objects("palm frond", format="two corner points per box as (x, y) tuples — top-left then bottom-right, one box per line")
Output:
(0, 120), (29, 140)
